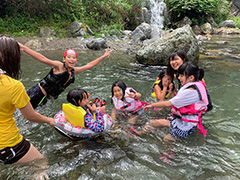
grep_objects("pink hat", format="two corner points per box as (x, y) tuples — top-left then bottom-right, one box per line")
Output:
(63, 49), (78, 58)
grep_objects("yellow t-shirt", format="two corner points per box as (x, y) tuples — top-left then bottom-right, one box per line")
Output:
(0, 74), (30, 149)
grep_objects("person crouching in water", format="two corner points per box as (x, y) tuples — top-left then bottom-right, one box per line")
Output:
(111, 80), (146, 125)
(133, 61), (209, 142)
(66, 88), (112, 132)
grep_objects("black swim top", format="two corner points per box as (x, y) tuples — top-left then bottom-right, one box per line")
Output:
(39, 62), (75, 99)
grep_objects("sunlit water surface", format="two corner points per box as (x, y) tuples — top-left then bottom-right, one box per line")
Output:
(1, 35), (240, 180)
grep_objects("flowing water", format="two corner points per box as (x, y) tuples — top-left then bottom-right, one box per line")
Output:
(1, 35), (240, 179)
(149, 0), (166, 39)
(149, 0), (166, 29)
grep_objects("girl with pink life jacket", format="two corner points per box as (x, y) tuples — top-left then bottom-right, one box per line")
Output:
(133, 61), (209, 142)
(166, 50), (212, 111)
(111, 80), (147, 125)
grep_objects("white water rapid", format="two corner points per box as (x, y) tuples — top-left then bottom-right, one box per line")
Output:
(149, 0), (166, 38)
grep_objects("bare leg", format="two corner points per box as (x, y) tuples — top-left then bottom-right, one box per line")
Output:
(16, 144), (43, 164)
(15, 144), (49, 180)
(31, 157), (49, 180)
(163, 133), (177, 142)
(149, 119), (171, 128)
(127, 115), (139, 125)
(131, 119), (170, 135)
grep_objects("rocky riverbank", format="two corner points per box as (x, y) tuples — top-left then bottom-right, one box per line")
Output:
(14, 24), (240, 65)
(14, 36), (141, 54)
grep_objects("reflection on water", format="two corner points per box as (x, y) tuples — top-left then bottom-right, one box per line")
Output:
(1, 35), (240, 179)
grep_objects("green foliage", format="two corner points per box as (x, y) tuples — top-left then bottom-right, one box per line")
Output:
(165, 0), (230, 25)
(230, 16), (240, 29)
(0, 0), (141, 37)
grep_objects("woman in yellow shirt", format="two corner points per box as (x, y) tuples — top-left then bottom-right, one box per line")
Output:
(0, 36), (55, 165)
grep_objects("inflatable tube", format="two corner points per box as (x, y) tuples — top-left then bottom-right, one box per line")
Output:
(54, 111), (113, 139)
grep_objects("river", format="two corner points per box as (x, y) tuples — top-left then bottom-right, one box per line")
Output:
(1, 35), (240, 180)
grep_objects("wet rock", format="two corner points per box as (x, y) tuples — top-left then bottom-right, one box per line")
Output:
(66, 21), (94, 38)
(200, 23), (213, 34)
(86, 38), (108, 50)
(39, 27), (56, 37)
(192, 25), (201, 35)
(136, 25), (199, 65)
(219, 20), (236, 28)
(129, 22), (152, 42)
(25, 39), (42, 51)
(213, 27), (240, 34)
(178, 17), (192, 27)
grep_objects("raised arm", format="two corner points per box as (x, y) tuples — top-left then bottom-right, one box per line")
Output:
(74, 47), (112, 74)
(19, 43), (62, 68)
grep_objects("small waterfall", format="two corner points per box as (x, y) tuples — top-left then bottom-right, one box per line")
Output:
(149, 0), (166, 38)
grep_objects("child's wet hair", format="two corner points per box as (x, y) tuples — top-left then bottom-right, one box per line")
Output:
(157, 69), (175, 91)
(111, 80), (127, 100)
(67, 88), (88, 106)
(158, 69), (174, 81)
(0, 36), (21, 79)
(167, 49), (189, 76)
(178, 61), (204, 81)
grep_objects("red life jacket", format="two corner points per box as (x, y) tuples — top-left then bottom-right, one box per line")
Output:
(171, 81), (208, 137)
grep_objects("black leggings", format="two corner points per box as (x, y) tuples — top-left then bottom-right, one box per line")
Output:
(0, 138), (31, 164)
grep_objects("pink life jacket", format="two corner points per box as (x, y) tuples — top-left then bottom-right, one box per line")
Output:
(112, 87), (144, 113)
(171, 81), (208, 137)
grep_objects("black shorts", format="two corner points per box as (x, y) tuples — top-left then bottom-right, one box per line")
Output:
(0, 138), (31, 164)
(27, 83), (48, 109)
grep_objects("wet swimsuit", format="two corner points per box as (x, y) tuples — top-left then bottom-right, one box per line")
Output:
(27, 62), (75, 109)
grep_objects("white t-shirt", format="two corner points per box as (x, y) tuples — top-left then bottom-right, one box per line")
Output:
(169, 88), (200, 131)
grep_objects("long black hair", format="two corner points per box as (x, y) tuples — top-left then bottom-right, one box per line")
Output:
(0, 36), (21, 79)
(67, 88), (88, 106)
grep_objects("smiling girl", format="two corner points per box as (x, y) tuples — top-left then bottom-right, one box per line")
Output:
(20, 44), (112, 109)
(133, 61), (209, 141)
(167, 50), (188, 80)
(111, 80), (145, 125)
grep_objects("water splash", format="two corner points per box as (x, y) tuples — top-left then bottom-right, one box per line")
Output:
(147, 0), (166, 39)
(149, 0), (166, 29)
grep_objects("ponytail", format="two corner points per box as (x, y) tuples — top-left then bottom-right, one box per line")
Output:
(198, 68), (204, 81)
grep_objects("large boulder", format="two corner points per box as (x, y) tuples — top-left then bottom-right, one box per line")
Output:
(136, 25), (199, 65)
(200, 23), (213, 34)
(129, 23), (152, 42)
(39, 27), (56, 37)
(219, 20), (236, 28)
(86, 38), (107, 50)
(66, 21), (94, 38)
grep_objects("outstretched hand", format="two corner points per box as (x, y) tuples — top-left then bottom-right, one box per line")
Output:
(47, 118), (56, 126)
(125, 92), (135, 99)
(143, 104), (154, 112)
(103, 47), (112, 58)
